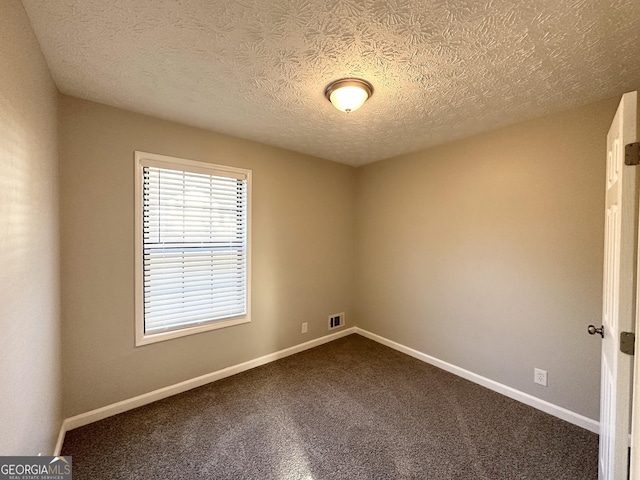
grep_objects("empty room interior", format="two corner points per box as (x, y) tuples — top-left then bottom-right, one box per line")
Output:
(3, 0), (640, 478)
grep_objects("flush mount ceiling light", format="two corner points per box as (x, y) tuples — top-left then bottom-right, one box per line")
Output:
(324, 78), (373, 113)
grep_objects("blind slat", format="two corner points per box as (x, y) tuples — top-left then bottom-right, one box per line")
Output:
(144, 285), (245, 304)
(144, 283), (244, 294)
(146, 310), (246, 333)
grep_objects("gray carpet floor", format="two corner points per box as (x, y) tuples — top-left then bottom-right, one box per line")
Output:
(62, 334), (598, 479)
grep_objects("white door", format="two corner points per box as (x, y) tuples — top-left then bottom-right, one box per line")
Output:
(597, 91), (638, 480)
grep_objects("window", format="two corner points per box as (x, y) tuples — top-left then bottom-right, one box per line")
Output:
(134, 151), (251, 346)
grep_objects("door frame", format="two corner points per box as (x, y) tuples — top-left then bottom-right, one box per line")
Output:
(631, 226), (640, 477)
(626, 96), (640, 480)
(632, 278), (640, 477)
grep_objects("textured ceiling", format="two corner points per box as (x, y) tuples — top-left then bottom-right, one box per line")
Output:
(21, 0), (640, 166)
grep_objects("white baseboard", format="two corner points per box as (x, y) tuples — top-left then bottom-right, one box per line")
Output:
(62, 327), (356, 433)
(53, 422), (66, 456)
(354, 327), (599, 434)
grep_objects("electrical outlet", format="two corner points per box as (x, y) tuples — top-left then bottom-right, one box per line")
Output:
(534, 368), (548, 387)
(301, 322), (308, 334)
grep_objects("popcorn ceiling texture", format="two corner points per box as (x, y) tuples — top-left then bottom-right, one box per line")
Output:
(22, 0), (640, 165)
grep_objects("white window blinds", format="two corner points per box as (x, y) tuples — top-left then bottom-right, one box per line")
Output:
(141, 161), (248, 336)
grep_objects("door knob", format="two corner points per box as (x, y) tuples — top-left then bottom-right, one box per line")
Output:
(588, 325), (604, 338)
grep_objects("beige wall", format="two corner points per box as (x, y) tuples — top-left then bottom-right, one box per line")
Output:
(60, 94), (616, 422)
(59, 96), (356, 417)
(355, 97), (619, 420)
(0, 0), (61, 454)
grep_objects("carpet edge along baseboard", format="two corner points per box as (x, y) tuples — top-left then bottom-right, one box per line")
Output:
(54, 326), (598, 455)
(353, 328), (599, 434)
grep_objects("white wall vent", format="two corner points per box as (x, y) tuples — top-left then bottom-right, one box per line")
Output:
(328, 313), (345, 330)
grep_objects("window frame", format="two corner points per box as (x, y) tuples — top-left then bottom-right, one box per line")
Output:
(134, 151), (252, 346)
